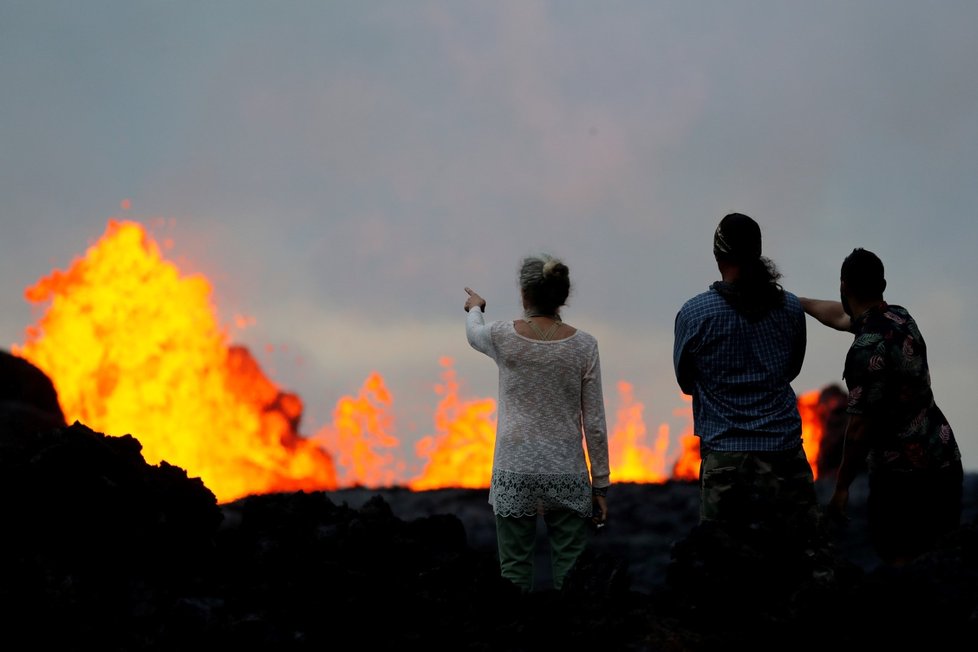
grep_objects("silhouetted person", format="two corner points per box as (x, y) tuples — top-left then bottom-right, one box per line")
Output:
(815, 384), (850, 477)
(801, 247), (963, 567)
(674, 213), (820, 545)
(464, 253), (610, 592)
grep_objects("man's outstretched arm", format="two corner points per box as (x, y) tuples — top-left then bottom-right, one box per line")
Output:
(800, 297), (851, 331)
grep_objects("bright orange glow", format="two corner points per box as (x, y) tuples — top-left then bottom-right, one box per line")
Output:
(12, 219), (831, 501)
(670, 394), (701, 480)
(409, 357), (496, 490)
(608, 381), (670, 483)
(797, 389), (824, 480)
(13, 220), (337, 503)
(312, 371), (404, 488)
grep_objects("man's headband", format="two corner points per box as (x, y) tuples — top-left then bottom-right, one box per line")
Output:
(713, 213), (761, 261)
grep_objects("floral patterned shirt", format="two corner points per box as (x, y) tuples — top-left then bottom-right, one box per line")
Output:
(844, 302), (961, 472)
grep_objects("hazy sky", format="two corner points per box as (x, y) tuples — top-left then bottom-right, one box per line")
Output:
(2, 1), (976, 472)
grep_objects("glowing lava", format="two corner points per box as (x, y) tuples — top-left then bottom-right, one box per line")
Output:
(13, 220), (336, 502)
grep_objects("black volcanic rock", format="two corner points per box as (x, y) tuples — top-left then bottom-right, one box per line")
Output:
(0, 421), (223, 650)
(0, 354), (976, 650)
(1, 415), (977, 650)
(0, 349), (66, 438)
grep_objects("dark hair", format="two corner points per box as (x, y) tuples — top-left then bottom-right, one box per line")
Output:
(713, 212), (762, 263)
(519, 253), (570, 316)
(841, 247), (886, 300)
(712, 213), (784, 319)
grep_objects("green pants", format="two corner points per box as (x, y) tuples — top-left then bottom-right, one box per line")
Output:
(494, 510), (591, 592)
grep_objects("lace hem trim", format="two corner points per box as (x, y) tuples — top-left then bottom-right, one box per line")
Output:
(489, 470), (593, 517)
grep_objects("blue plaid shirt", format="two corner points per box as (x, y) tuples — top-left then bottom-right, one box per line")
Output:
(673, 284), (806, 452)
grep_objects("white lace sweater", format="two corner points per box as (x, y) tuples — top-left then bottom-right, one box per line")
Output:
(466, 307), (610, 517)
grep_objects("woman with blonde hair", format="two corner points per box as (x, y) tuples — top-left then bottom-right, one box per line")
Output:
(463, 253), (610, 592)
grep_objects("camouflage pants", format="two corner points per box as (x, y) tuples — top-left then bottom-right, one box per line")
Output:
(700, 446), (820, 542)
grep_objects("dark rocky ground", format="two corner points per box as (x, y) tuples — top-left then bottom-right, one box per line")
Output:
(2, 349), (977, 651)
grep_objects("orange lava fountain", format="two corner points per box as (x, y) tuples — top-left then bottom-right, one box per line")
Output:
(13, 220), (337, 502)
(670, 394), (701, 481)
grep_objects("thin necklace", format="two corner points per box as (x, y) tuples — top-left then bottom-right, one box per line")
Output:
(524, 315), (562, 341)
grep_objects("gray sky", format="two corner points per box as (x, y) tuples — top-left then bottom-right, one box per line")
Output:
(2, 1), (976, 473)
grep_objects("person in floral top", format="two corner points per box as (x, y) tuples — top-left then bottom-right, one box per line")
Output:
(801, 247), (963, 566)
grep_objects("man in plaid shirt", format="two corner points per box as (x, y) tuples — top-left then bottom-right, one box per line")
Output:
(674, 213), (820, 547)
